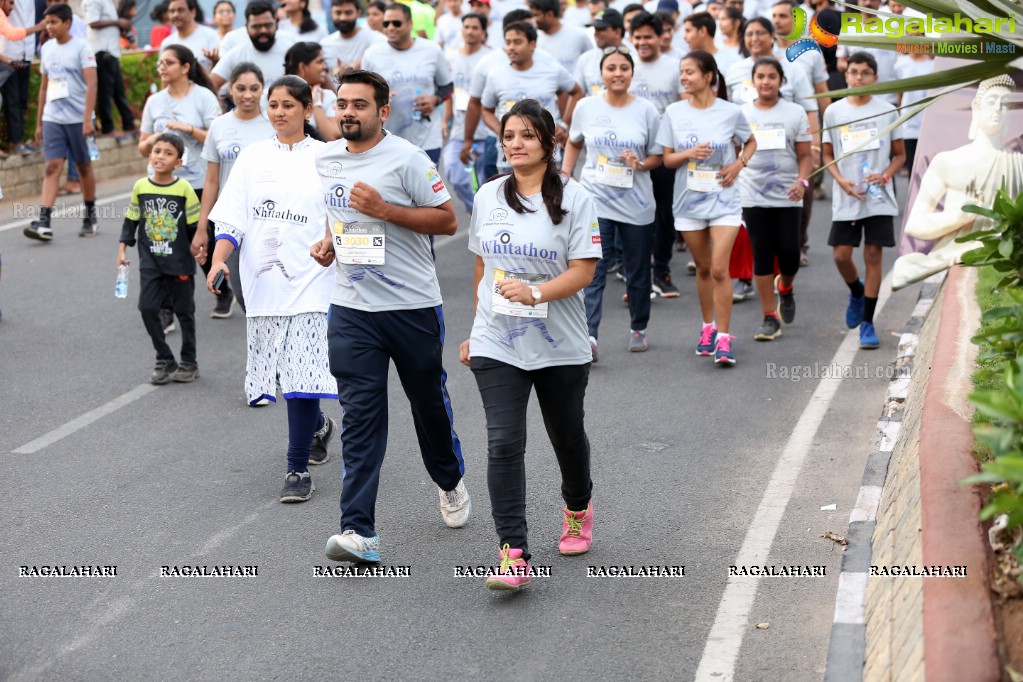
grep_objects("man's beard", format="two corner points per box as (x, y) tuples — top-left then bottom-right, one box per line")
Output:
(336, 20), (356, 34)
(340, 120), (364, 140)
(252, 33), (276, 52)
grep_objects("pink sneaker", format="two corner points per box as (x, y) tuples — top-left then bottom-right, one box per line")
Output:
(559, 501), (593, 555)
(485, 544), (532, 591)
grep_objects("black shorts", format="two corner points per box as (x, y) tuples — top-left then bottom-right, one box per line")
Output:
(828, 215), (895, 247)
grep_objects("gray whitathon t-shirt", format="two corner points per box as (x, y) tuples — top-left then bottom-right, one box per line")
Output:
(212, 35), (296, 95)
(40, 37), (96, 125)
(468, 47), (556, 98)
(823, 97), (902, 221)
(163, 25), (221, 70)
(362, 38), (453, 152)
(449, 45), (492, 142)
(202, 110), (275, 193)
(631, 54), (683, 116)
(656, 98), (752, 220)
(468, 177), (602, 370)
(320, 28), (385, 69)
(739, 99), (812, 207)
(725, 56), (817, 113)
(569, 95), (662, 225)
(481, 59), (576, 125)
(141, 85), (221, 189)
(315, 133), (453, 311)
(536, 24), (593, 72)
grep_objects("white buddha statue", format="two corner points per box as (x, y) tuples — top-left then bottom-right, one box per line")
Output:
(892, 75), (1023, 291)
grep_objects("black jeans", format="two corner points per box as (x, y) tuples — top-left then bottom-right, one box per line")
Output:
(2, 65), (31, 144)
(470, 356), (592, 560)
(650, 164), (676, 278)
(139, 269), (196, 364)
(95, 51), (135, 134)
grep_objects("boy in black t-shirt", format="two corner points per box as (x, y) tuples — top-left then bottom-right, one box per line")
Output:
(117, 133), (201, 384)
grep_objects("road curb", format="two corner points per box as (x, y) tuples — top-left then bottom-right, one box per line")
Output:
(823, 270), (946, 682)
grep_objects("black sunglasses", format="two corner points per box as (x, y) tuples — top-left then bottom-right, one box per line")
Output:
(382, 19), (403, 27)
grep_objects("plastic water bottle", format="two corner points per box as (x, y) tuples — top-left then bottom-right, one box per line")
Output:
(115, 264), (129, 299)
(463, 142), (480, 172)
(412, 88), (423, 122)
(860, 161), (883, 202)
(87, 134), (99, 161)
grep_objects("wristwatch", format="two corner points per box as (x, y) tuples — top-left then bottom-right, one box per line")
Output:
(530, 286), (543, 304)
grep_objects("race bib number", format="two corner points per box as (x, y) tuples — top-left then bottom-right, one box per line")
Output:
(46, 78), (69, 102)
(751, 122), (786, 151)
(454, 87), (470, 112)
(332, 221), (386, 265)
(687, 162), (722, 193)
(595, 156), (634, 188)
(492, 269), (549, 318)
(840, 123), (880, 151)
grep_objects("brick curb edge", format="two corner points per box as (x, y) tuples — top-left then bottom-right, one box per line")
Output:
(822, 270), (947, 682)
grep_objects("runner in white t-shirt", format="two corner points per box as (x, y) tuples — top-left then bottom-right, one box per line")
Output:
(528, 0), (593, 70)
(320, 0), (385, 72)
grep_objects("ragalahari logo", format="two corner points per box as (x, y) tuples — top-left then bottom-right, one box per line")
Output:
(783, 6), (839, 62)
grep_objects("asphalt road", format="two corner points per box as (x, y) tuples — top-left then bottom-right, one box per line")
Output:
(0, 173), (920, 681)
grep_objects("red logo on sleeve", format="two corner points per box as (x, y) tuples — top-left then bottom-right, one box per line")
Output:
(432, 180), (445, 193)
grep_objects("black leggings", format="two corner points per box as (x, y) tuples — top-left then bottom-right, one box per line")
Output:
(743, 206), (803, 277)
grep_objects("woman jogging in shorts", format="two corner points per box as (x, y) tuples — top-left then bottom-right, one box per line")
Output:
(739, 57), (812, 341)
(460, 99), (601, 591)
(206, 76), (337, 503)
(657, 50), (754, 365)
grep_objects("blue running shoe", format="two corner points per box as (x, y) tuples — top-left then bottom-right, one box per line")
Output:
(859, 321), (880, 349)
(696, 324), (717, 356)
(325, 530), (381, 563)
(845, 284), (865, 329)
(714, 334), (736, 365)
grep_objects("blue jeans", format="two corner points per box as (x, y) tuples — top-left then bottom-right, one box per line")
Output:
(483, 136), (498, 182)
(584, 217), (655, 338)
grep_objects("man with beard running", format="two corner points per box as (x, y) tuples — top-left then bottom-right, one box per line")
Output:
(211, 1), (295, 100)
(320, 0), (384, 73)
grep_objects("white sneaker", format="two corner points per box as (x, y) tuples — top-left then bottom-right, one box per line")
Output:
(439, 479), (472, 528)
(325, 529), (381, 562)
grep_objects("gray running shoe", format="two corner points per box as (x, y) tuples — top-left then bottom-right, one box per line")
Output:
(150, 360), (178, 385)
(628, 330), (649, 352)
(732, 279), (754, 302)
(309, 415), (336, 465)
(280, 471), (313, 503)
(754, 315), (782, 341)
(172, 362), (199, 383)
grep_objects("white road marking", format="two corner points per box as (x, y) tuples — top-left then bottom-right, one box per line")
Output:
(0, 191), (134, 233)
(832, 572), (869, 624)
(849, 485), (883, 524)
(694, 272), (893, 682)
(11, 383), (157, 454)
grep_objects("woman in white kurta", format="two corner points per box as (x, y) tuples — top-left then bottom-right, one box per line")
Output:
(207, 75), (337, 504)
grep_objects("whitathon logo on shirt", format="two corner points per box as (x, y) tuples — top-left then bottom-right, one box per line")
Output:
(252, 199), (308, 224)
(324, 161), (344, 177)
(590, 131), (639, 153)
(480, 227), (559, 262)
(219, 142), (242, 162)
(326, 184), (352, 210)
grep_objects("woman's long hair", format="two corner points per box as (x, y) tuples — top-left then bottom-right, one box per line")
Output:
(266, 75), (325, 142)
(160, 44), (216, 93)
(499, 100), (568, 225)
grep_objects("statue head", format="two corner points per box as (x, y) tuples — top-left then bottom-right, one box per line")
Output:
(968, 74), (1015, 141)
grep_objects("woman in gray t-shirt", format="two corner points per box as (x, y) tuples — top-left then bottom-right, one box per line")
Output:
(460, 100), (601, 592)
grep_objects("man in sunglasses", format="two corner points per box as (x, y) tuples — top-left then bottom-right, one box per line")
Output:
(362, 3), (453, 163)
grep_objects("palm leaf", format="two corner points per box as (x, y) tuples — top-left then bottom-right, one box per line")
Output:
(823, 59), (1015, 99)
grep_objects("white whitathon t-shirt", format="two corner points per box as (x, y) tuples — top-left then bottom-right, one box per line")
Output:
(536, 24), (593, 72)
(362, 38), (454, 152)
(631, 54), (684, 116)
(468, 177), (602, 370)
(739, 99), (812, 207)
(141, 85), (221, 189)
(315, 133), (453, 312)
(656, 98), (752, 220)
(163, 25), (221, 70)
(449, 45), (493, 142)
(823, 97), (902, 221)
(202, 111), (275, 193)
(570, 95), (662, 225)
(725, 56), (818, 113)
(481, 59), (576, 124)
(40, 37), (96, 125)
(209, 136), (333, 317)
(320, 27), (385, 68)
